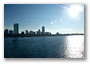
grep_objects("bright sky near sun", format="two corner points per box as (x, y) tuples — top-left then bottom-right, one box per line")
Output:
(4, 4), (84, 34)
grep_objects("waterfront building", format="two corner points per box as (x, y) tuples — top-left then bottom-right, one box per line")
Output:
(42, 26), (45, 35)
(9, 30), (13, 34)
(4, 29), (8, 35)
(37, 29), (41, 35)
(26, 30), (28, 34)
(14, 23), (19, 34)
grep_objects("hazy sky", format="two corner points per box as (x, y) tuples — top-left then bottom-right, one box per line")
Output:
(4, 4), (84, 34)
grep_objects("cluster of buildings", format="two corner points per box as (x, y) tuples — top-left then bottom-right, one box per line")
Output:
(4, 23), (19, 35)
(4, 23), (51, 37)
(4, 23), (84, 37)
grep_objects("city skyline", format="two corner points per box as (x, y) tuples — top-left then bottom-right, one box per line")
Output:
(4, 23), (84, 35)
(4, 4), (84, 34)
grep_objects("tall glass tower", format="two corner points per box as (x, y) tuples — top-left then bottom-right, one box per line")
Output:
(14, 23), (19, 34)
(42, 26), (45, 34)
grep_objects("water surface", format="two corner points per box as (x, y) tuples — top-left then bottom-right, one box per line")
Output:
(4, 35), (84, 58)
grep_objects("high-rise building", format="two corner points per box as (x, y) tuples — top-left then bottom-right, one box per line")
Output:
(26, 30), (28, 34)
(42, 26), (45, 34)
(37, 29), (41, 35)
(14, 23), (19, 34)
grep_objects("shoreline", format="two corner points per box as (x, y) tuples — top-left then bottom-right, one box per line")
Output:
(4, 34), (84, 38)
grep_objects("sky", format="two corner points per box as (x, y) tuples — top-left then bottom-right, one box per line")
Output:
(4, 4), (84, 34)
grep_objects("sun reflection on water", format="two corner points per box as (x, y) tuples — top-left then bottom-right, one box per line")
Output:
(65, 35), (84, 58)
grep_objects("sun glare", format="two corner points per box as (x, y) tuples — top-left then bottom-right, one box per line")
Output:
(68, 5), (83, 18)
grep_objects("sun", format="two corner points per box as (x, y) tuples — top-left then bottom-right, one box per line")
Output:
(68, 5), (83, 18)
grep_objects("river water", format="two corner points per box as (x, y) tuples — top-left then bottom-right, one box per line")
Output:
(4, 35), (84, 58)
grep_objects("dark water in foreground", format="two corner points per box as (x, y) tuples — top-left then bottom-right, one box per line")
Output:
(4, 35), (84, 58)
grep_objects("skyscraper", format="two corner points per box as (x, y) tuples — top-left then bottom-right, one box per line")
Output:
(26, 30), (28, 34)
(14, 23), (19, 34)
(37, 29), (41, 35)
(42, 26), (45, 34)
